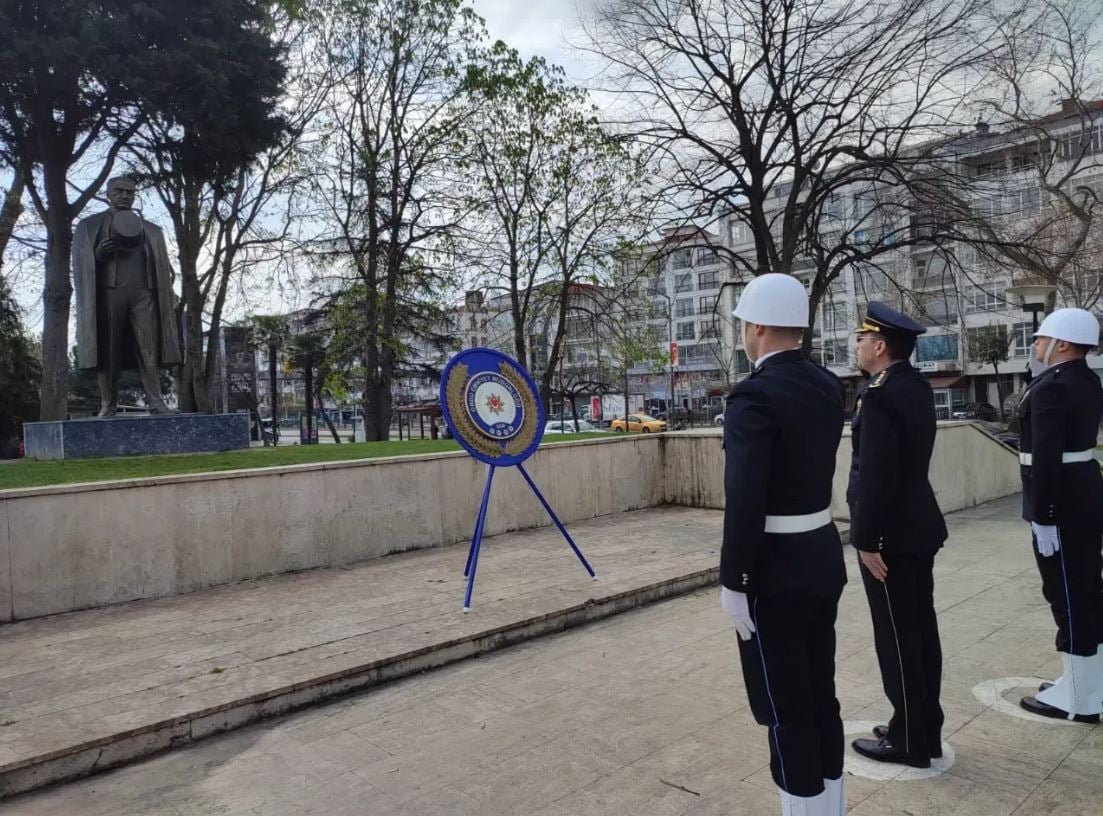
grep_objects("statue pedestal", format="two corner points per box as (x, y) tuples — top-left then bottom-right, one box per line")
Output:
(23, 413), (251, 460)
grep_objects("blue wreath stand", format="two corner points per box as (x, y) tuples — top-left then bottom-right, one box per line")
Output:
(439, 348), (596, 611)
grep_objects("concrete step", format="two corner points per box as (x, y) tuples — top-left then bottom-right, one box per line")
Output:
(1, 507), (803, 799)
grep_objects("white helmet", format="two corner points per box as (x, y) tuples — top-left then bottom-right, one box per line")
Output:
(733, 273), (808, 328)
(1034, 308), (1100, 347)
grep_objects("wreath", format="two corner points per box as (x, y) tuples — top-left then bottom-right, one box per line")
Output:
(444, 360), (541, 460)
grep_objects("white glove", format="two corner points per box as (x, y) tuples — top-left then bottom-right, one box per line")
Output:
(721, 586), (756, 641)
(1032, 523), (1060, 557)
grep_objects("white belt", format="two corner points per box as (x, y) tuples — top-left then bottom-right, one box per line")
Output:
(764, 507), (833, 534)
(1019, 449), (1095, 466)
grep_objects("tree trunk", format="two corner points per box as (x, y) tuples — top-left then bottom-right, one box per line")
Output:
(178, 185), (209, 413)
(268, 343), (279, 445)
(992, 360), (1004, 422)
(39, 208), (74, 421)
(0, 170), (26, 274)
(304, 365), (314, 444)
(320, 386), (341, 443)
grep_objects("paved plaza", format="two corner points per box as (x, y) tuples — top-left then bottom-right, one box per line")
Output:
(3, 496), (1102, 814)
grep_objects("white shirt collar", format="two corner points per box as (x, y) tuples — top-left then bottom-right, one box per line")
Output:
(753, 347), (800, 370)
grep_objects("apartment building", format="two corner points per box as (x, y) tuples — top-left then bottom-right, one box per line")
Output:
(720, 102), (1103, 417)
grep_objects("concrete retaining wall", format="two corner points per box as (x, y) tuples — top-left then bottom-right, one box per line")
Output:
(666, 422), (1022, 521)
(0, 423), (1018, 622)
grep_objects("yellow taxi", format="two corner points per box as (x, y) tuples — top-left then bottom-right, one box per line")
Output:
(610, 414), (667, 433)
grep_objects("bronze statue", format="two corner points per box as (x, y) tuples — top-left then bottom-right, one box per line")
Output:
(72, 177), (182, 416)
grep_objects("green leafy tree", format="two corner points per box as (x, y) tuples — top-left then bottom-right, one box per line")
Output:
(248, 314), (290, 443)
(308, 0), (480, 440)
(969, 325), (1011, 420)
(287, 331), (328, 444)
(126, 0), (292, 412)
(0, 275), (40, 457)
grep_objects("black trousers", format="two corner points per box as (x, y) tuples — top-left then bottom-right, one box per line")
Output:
(859, 551), (943, 760)
(737, 592), (843, 797)
(96, 283), (164, 409)
(1034, 526), (1103, 657)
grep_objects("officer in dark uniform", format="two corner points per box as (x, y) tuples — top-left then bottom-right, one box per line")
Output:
(722, 273), (847, 816)
(848, 302), (948, 769)
(1015, 308), (1103, 723)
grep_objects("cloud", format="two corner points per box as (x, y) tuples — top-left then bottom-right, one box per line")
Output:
(471, 0), (601, 81)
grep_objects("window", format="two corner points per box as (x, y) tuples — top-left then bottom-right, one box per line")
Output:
(1011, 153), (1038, 172)
(853, 193), (875, 219)
(821, 340), (850, 367)
(973, 193), (1003, 219)
(674, 299), (695, 318)
(646, 277), (666, 296)
(736, 349), (752, 374)
(963, 283), (1004, 313)
(698, 295), (716, 316)
(700, 322), (719, 340)
(975, 160), (1005, 178)
(1057, 125), (1103, 162)
(823, 300), (850, 334)
(1012, 321), (1034, 357)
(730, 220), (752, 246)
(924, 295), (958, 324)
(697, 248), (720, 266)
(916, 333), (959, 363)
(674, 273), (693, 293)
(676, 321), (696, 341)
(682, 343), (720, 362)
(1003, 187), (1041, 217)
(698, 270), (720, 289)
(672, 249), (693, 269)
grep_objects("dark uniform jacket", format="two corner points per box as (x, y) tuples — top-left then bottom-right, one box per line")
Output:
(722, 349), (846, 599)
(1019, 358), (1103, 529)
(847, 361), (947, 555)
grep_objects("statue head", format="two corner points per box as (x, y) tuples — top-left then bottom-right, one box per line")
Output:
(106, 177), (137, 211)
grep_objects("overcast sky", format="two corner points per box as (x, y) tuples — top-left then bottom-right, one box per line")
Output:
(472, 0), (597, 82)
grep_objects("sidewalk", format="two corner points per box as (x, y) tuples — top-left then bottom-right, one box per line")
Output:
(6, 494), (1098, 816)
(0, 506), (727, 797)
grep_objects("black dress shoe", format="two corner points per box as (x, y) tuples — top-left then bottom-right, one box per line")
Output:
(871, 725), (942, 759)
(1020, 695), (1100, 724)
(1039, 682), (1053, 692)
(852, 737), (931, 768)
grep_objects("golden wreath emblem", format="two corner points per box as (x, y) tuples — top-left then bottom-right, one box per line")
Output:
(446, 361), (540, 459)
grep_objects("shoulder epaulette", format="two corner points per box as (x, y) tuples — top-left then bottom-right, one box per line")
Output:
(869, 368), (890, 389)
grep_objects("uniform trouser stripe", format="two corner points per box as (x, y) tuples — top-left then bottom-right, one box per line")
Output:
(753, 598), (790, 795)
(1056, 528), (1074, 654)
(882, 582), (910, 755)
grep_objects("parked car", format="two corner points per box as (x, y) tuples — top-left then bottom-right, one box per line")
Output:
(653, 407), (689, 430)
(544, 420), (600, 434)
(951, 402), (998, 421)
(610, 414), (667, 433)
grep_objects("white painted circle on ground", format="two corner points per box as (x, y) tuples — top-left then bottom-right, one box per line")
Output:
(843, 720), (955, 781)
(970, 676), (1082, 727)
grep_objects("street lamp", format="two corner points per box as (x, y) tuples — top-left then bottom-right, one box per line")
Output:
(1006, 282), (1058, 333)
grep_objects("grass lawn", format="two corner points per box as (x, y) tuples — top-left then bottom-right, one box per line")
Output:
(0, 433), (620, 491)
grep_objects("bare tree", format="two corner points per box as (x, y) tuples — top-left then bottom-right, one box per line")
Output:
(933, 0), (1103, 311)
(583, 0), (1006, 348)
